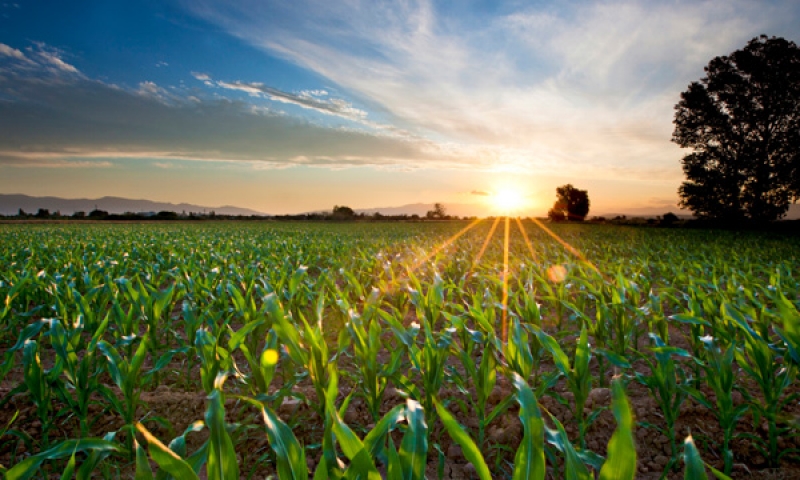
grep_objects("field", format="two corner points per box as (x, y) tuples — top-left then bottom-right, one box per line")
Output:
(0, 220), (799, 479)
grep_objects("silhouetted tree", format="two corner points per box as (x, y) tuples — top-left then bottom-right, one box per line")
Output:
(155, 211), (179, 220)
(673, 35), (800, 221)
(547, 207), (566, 222)
(35, 208), (50, 218)
(426, 203), (446, 219)
(551, 184), (590, 221)
(661, 212), (679, 226)
(332, 205), (355, 219)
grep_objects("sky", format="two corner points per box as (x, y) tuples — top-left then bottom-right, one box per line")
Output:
(1, 0), (798, 216)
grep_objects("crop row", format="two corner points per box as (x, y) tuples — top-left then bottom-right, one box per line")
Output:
(0, 222), (798, 479)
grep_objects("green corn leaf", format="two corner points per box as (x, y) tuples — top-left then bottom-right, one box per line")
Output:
(136, 423), (200, 480)
(575, 326), (591, 378)
(433, 398), (492, 480)
(683, 435), (708, 480)
(598, 378), (636, 480)
(59, 451), (78, 480)
(129, 332), (151, 389)
(386, 437), (403, 480)
(545, 416), (592, 480)
(5, 439), (122, 480)
(669, 314), (711, 327)
(511, 373), (545, 480)
(135, 439), (155, 480)
(325, 392), (381, 480)
(78, 431), (120, 480)
(205, 389), (239, 480)
(535, 329), (571, 377)
(227, 319), (266, 350)
(399, 399), (428, 480)
(363, 404), (406, 458)
(594, 348), (632, 369)
(238, 396), (308, 480)
(9, 319), (48, 352)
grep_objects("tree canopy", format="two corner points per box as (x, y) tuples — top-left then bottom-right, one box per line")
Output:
(426, 202), (447, 219)
(332, 205), (355, 219)
(673, 35), (800, 221)
(548, 184), (590, 221)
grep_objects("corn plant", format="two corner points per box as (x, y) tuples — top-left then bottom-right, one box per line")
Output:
(268, 290), (340, 419)
(688, 335), (747, 476)
(635, 332), (692, 473)
(535, 325), (595, 450)
(725, 303), (798, 468)
(97, 331), (151, 460)
(340, 288), (402, 421)
(20, 338), (60, 448)
(49, 315), (111, 437)
(447, 313), (509, 448)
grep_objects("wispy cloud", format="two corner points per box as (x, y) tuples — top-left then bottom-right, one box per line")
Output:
(471, 190), (489, 196)
(182, 0), (799, 181)
(33, 44), (79, 74)
(208, 75), (367, 120)
(190, 71), (213, 86)
(0, 42), (31, 63)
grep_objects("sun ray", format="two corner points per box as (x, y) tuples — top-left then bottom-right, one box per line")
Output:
(501, 216), (510, 342)
(467, 216), (502, 279)
(526, 216), (609, 282)
(514, 216), (538, 263)
(386, 217), (485, 294)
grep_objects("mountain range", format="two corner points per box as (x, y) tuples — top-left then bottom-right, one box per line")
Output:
(0, 194), (265, 216)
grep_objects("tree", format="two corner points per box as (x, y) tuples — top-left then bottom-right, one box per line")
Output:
(660, 212), (680, 226)
(426, 202), (446, 219)
(550, 184), (590, 221)
(673, 35), (800, 221)
(547, 206), (566, 222)
(332, 205), (355, 219)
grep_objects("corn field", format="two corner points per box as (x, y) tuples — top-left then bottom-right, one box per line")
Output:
(0, 221), (799, 479)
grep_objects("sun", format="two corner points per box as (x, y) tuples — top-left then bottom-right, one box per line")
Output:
(491, 187), (527, 213)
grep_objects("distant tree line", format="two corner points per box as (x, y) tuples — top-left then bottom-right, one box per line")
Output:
(1, 205), (469, 222)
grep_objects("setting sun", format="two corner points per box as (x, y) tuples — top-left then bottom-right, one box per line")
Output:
(490, 187), (527, 213)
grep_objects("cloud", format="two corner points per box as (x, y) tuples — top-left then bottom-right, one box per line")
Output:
(181, 0), (800, 180)
(30, 42), (80, 74)
(0, 152), (114, 168)
(153, 161), (179, 169)
(0, 44), (441, 169)
(213, 77), (367, 120)
(471, 190), (489, 196)
(0, 42), (30, 63)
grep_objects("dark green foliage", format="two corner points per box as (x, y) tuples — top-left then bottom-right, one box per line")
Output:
(550, 184), (590, 221)
(673, 35), (800, 221)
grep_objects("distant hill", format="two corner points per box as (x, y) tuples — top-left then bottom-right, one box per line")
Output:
(0, 194), (266, 216)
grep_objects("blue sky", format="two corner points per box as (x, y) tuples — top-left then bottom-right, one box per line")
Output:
(1, 0), (799, 215)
